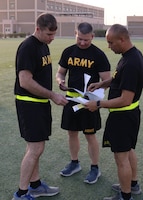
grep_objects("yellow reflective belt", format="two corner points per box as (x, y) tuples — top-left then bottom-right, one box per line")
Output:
(66, 91), (83, 98)
(16, 95), (49, 103)
(109, 101), (139, 112)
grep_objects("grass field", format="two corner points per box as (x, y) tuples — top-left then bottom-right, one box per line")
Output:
(0, 37), (143, 200)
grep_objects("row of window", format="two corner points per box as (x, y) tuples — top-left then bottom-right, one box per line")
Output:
(47, 5), (103, 17)
(8, 2), (103, 17)
(128, 22), (143, 26)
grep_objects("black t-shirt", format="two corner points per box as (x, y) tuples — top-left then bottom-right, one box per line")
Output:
(108, 47), (143, 102)
(14, 35), (52, 98)
(59, 44), (110, 92)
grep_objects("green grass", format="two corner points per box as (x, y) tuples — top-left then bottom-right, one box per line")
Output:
(0, 37), (143, 200)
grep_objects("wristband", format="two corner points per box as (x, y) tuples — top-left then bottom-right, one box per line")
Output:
(96, 100), (101, 108)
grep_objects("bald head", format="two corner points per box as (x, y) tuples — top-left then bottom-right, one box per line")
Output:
(106, 24), (129, 40)
(105, 24), (133, 54)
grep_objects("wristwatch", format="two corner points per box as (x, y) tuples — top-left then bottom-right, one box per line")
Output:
(96, 100), (101, 108)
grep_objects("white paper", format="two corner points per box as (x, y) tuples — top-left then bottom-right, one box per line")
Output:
(72, 104), (85, 112)
(67, 74), (91, 96)
(84, 74), (91, 94)
(66, 73), (105, 112)
(84, 88), (104, 101)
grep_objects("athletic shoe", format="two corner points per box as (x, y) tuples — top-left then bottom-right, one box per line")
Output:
(12, 192), (35, 200)
(112, 183), (142, 195)
(60, 161), (82, 177)
(28, 181), (59, 197)
(84, 166), (101, 184)
(103, 192), (134, 200)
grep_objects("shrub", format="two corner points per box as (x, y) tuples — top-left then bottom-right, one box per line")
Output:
(94, 29), (106, 37)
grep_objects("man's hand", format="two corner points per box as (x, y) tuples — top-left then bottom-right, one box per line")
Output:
(59, 80), (69, 91)
(87, 82), (101, 92)
(51, 92), (68, 106)
(84, 101), (98, 112)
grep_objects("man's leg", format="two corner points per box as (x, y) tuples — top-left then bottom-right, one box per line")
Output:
(68, 131), (79, 160)
(85, 134), (99, 165)
(84, 134), (101, 184)
(19, 141), (45, 190)
(60, 131), (81, 176)
(114, 151), (132, 194)
(20, 141), (60, 198)
(103, 151), (133, 200)
(129, 149), (138, 181)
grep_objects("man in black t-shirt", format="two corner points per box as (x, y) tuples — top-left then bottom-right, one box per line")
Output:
(85, 24), (143, 200)
(56, 22), (110, 184)
(12, 13), (68, 200)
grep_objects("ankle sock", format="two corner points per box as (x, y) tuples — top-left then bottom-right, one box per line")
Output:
(91, 164), (98, 168)
(131, 180), (138, 187)
(71, 160), (79, 163)
(30, 179), (41, 189)
(121, 191), (131, 200)
(17, 189), (28, 197)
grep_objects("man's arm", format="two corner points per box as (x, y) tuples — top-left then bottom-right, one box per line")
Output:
(84, 90), (135, 112)
(19, 70), (68, 105)
(87, 71), (111, 92)
(56, 66), (68, 91)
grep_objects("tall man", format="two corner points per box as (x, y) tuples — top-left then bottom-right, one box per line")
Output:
(85, 24), (143, 200)
(12, 13), (68, 200)
(56, 22), (110, 184)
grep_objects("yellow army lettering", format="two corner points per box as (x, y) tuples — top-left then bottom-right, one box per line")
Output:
(112, 70), (117, 79)
(42, 55), (52, 66)
(84, 128), (95, 133)
(68, 57), (94, 68)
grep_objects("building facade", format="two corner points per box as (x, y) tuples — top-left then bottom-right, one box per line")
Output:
(127, 16), (143, 37)
(0, 0), (104, 37)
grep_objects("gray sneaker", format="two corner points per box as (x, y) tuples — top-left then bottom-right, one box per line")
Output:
(12, 193), (34, 200)
(60, 161), (82, 177)
(112, 183), (142, 195)
(84, 166), (101, 184)
(103, 192), (134, 200)
(28, 182), (59, 197)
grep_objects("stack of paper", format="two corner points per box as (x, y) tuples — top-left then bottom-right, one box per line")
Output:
(66, 73), (104, 112)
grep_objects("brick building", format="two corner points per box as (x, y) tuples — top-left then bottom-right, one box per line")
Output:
(127, 16), (143, 37)
(0, 0), (104, 37)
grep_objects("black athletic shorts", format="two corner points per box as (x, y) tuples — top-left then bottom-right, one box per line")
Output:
(15, 99), (52, 142)
(103, 107), (141, 152)
(61, 100), (101, 134)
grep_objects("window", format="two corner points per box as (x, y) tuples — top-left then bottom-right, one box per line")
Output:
(9, 3), (15, 9)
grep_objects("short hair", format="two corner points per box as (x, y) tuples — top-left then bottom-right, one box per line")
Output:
(36, 13), (57, 31)
(106, 24), (129, 39)
(77, 22), (93, 34)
